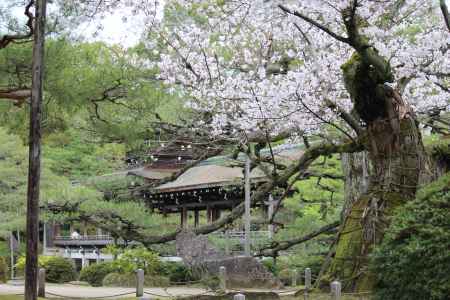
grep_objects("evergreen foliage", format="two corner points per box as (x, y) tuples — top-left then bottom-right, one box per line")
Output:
(15, 256), (76, 283)
(79, 262), (116, 287)
(371, 172), (450, 300)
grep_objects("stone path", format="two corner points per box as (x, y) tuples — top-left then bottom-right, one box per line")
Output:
(0, 283), (212, 298)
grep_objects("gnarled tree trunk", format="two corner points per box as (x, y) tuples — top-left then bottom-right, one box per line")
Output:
(321, 50), (427, 291)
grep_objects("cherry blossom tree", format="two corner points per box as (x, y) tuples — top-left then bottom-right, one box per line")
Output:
(145, 0), (449, 291)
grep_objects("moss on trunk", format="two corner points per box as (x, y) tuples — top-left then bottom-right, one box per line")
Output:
(321, 52), (426, 291)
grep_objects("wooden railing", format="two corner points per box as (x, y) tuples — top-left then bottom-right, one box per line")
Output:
(54, 235), (113, 241)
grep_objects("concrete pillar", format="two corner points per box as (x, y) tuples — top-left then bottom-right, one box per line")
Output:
(38, 268), (45, 298)
(181, 207), (188, 229)
(305, 268), (311, 290)
(194, 210), (200, 227)
(136, 269), (144, 297)
(292, 269), (298, 286)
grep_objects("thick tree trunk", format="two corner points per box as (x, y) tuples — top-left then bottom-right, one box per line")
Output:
(320, 45), (427, 291)
(323, 116), (425, 291)
(340, 152), (370, 220)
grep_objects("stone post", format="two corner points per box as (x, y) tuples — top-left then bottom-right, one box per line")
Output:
(136, 269), (144, 297)
(224, 231), (230, 256)
(305, 268), (311, 290)
(219, 266), (227, 291)
(292, 269), (298, 286)
(38, 268), (45, 298)
(331, 280), (341, 300)
(234, 294), (246, 300)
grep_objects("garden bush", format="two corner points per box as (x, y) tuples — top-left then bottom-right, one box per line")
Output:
(277, 269), (294, 286)
(110, 246), (161, 275)
(261, 258), (279, 276)
(44, 257), (77, 283)
(79, 262), (115, 287)
(15, 256), (76, 283)
(371, 172), (450, 300)
(157, 261), (196, 283)
(102, 272), (170, 287)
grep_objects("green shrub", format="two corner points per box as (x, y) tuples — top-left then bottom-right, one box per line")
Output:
(145, 275), (170, 287)
(102, 272), (170, 287)
(157, 261), (196, 283)
(15, 256), (75, 283)
(371, 173), (450, 300)
(0, 257), (8, 282)
(79, 262), (115, 287)
(15, 255), (52, 276)
(110, 246), (161, 275)
(199, 275), (220, 290)
(45, 257), (77, 283)
(261, 258), (279, 276)
(277, 269), (293, 286)
(102, 272), (135, 287)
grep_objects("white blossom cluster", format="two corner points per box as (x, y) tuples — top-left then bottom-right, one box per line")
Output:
(147, 0), (449, 137)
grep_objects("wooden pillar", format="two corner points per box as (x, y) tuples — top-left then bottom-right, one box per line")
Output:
(212, 209), (221, 221)
(207, 206), (213, 224)
(194, 210), (200, 227)
(181, 207), (188, 229)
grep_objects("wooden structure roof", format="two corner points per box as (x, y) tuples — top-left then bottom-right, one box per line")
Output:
(130, 143), (305, 213)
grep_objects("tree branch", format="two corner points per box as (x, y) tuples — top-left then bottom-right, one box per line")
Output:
(324, 98), (364, 136)
(0, 88), (31, 105)
(440, 0), (450, 32)
(0, 1), (34, 49)
(256, 221), (340, 257)
(45, 140), (363, 246)
(278, 4), (350, 45)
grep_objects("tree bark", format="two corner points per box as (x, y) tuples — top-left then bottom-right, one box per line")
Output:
(340, 152), (370, 221)
(24, 1), (46, 300)
(320, 52), (427, 291)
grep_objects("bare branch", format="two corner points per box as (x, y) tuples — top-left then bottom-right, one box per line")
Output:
(324, 98), (364, 136)
(256, 221), (340, 257)
(0, 1), (35, 49)
(278, 4), (350, 45)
